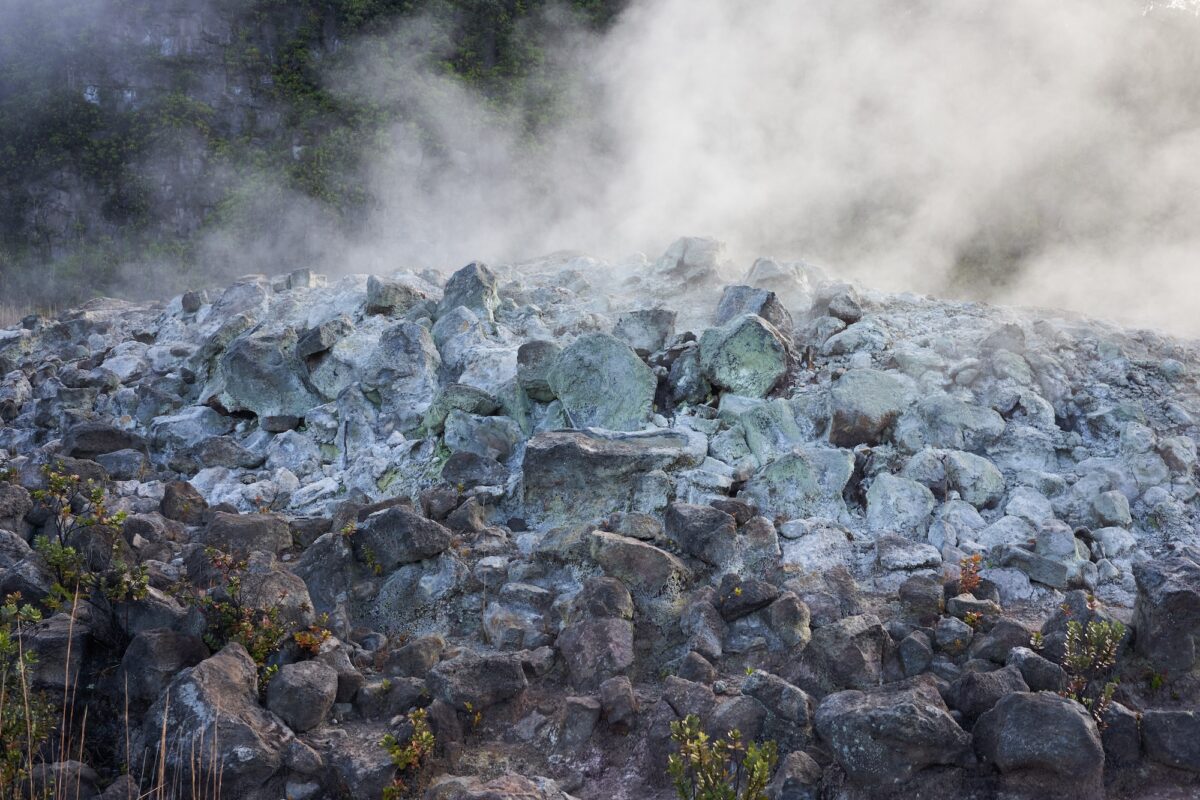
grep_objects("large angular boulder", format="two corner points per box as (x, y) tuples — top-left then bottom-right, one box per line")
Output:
(61, 422), (146, 459)
(523, 429), (699, 523)
(815, 676), (971, 786)
(830, 369), (914, 447)
(120, 629), (209, 705)
(699, 314), (790, 398)
(740, 448), (854, 521)
(665, 502), (737, 566)
(1133, 552), (1200, 673)
(713, 285), (793, 335)
(352, 506), (452, 572)
(547, 333), (655, 431)
(266, 661), (338, 733)
(974, 692), (1104, 797)
(138, 644), (292, 799)
(201, 512), (292, 557)
(866, 474), (936, 538)
(427, 651), (528, 711)
(589, 531), (693, 595)
(1141, 709), (1200, 772)
(216, 329), (320, 418)
(437, 262), (500, 322)
(556, 617), (635, 690)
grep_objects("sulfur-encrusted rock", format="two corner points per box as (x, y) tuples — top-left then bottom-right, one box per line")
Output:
(547, 333), (656, 431)
(699, 313), (790, 398)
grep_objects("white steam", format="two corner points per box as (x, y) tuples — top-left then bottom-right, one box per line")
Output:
(316, 0), (1200, 335)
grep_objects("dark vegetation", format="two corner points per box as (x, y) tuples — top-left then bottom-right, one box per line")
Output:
(0, 0), (625, 316)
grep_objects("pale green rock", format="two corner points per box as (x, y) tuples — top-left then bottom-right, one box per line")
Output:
(548, 333), (655, 431)
(741, 447), (854, 520)
(866, 474), (936, 538)
(699, 314), (789, 398)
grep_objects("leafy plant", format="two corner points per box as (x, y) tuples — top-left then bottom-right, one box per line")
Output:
(30, 464), (147, 620)
(959, 553), (983, 595)
(667, 713), (778, 800)
(1061, 619), (1125, 728)
(380, 707), (435, 799)
(0, 593), (55, 800)
(294, 616), (333, 656)
(184, 549), (289, 677)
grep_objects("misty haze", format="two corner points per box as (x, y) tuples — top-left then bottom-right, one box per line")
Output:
(3, 3), (1200, 800)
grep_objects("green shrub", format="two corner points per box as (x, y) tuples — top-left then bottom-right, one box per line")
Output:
(668, 713), (778, 800)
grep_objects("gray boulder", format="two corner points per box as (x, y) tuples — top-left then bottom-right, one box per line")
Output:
(815, 676), (971, 786)
(427, 651), (528, 711)
(437, 262), (500, 322)
(547, 333), (655, 431)
(974, 692), (1104, 797)
(352, 506), (452, 571)
(1133, 552), (1200, 673)
(699, 314), (790, 398)
(829, 369), (914, 447)
(266, 661), (338, 733)
(1141, 709), (1200, 772)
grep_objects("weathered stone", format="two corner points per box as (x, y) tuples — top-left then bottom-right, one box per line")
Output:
(202, 511), (291, 557)
(815, 676), (971, 786)
(589, 531), (692, 595)
(427, 651), (528, 711)
(353, 506), (451, 571)
(974, 692), (1104, 796)
(741, 448), (854, 521)
(547, 332), (655, 431)
(1141, 709), (1200, 772)
(437, 262), (500, 322)
(266, 661), (337, 733)
(614, 308), (677, 355)
(665, 502), (737, 566)
(1133, 553), (1200, 673)
(950, 664), (1029, 725)
(120, 629), (209, 705)
(557, 617), (635, 690)
(713, 285), (793, 335)
(699, 314), (790, 398)
(829, 369), (914, 447)
(866, 474), (936, 538)
(139, 644), (292, 799)
(523, 429), (697, 523)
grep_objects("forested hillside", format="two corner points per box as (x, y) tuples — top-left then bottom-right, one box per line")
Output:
(0, 0), (623, 316)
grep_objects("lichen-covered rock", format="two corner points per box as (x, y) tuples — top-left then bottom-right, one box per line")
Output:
(741, 448), (853, 521)
(547, 333), (655, 431)
(699, 314), (790, 398)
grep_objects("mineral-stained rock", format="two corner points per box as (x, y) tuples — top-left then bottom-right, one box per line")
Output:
(547, 332), (655, 431)
(829, 368), (914, 447)
(523, 429), (699, 523)
(815, 676), (971, 786)
(437, 262), (500, 322)
(699, 313), (790, 398)
(740, 447), (854, 520)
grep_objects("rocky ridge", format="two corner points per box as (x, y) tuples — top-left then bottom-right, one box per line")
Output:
(2, 236), (1200, 799)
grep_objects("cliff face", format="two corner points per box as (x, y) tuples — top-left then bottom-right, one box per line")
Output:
(1, 237), (1199, 798)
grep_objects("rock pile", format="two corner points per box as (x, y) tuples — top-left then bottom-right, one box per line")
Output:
(1, 237), (1199, 799)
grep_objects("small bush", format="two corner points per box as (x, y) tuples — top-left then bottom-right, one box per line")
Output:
(380, 707), (435, 799)
(1062, 618), (1125, 728)
(668, 713), (778, 800)
(0, 593), (55, 799)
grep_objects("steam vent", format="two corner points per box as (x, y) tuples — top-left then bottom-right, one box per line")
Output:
(3, 237), (1200, 800)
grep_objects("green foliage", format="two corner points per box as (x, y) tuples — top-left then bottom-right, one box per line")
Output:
(0, 593), (55, 800)
(668, 713), (778, 800)
(30, 463), (146, 617)
(182, 549), (289, 676)
(1062, 618), (1125, 728)
(380, 707), (435, 799)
